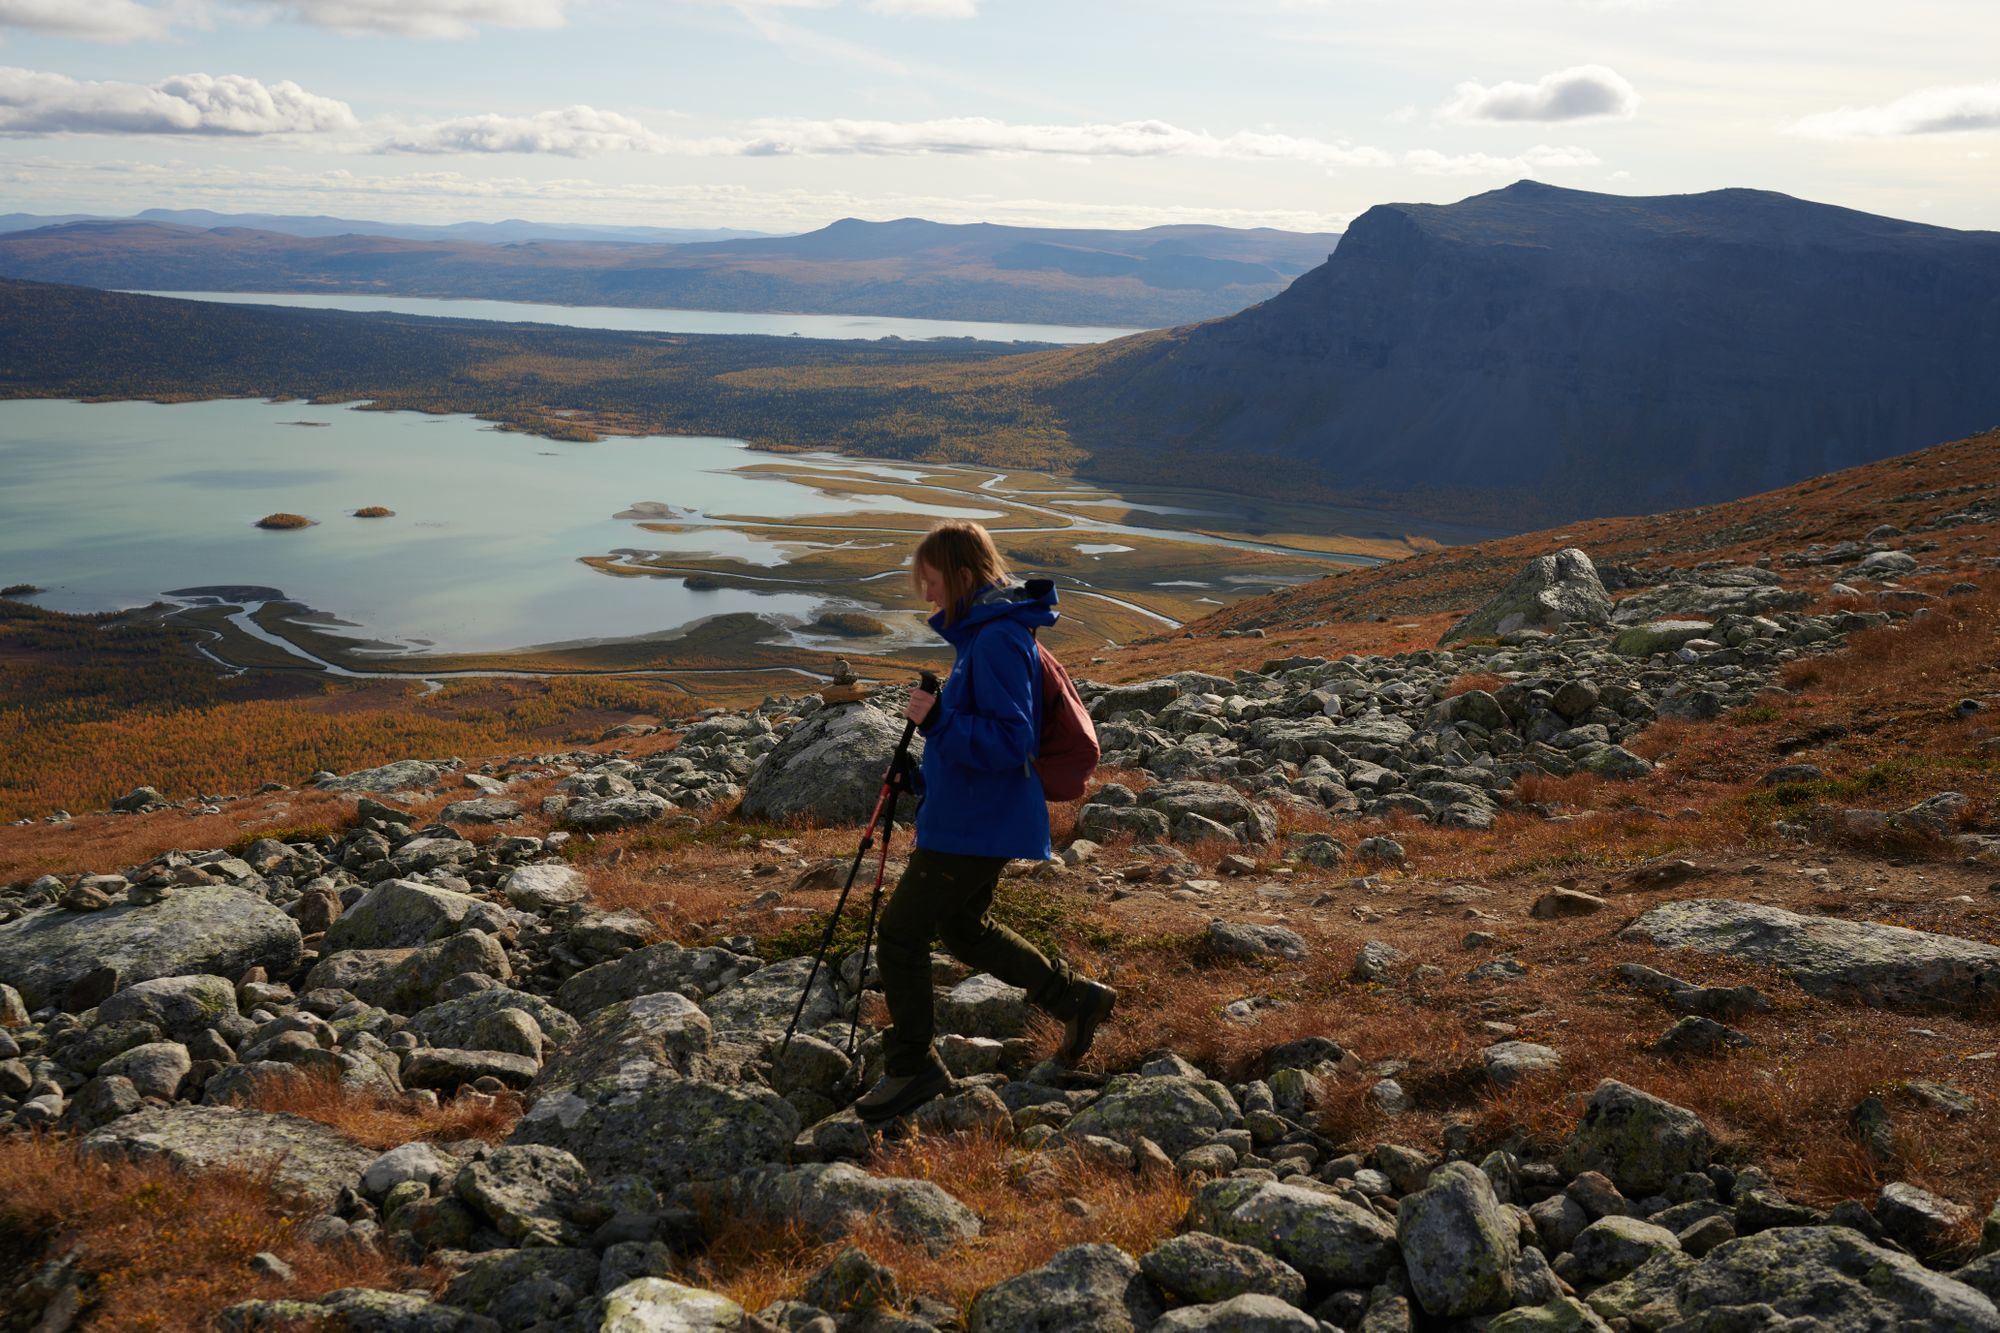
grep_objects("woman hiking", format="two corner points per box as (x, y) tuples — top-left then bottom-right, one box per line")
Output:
(855, 520), (1117, 1124)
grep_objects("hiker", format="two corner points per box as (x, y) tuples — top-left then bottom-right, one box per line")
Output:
(855, 520), (1116, 1124)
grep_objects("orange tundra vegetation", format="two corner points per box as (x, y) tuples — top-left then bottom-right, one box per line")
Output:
(0, 1134), (430, 1333)
(0, 597), (702, 821)
(696, 1130), (1192, 1315)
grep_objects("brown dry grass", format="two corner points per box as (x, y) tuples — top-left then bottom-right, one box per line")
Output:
(1442, 672), (1506, 699)
(0, 789), (361, 882)
(244, 1069), (521, 1150)
(0, 1133), (428, 1332)
(697, 1130), (1190, 1315)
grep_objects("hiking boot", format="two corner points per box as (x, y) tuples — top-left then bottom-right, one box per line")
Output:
(1058, 980), (1117, 1065)
(855, 1063), (951, 1124)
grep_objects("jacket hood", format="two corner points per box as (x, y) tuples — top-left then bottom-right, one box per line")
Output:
(931, 577), (1059, 644)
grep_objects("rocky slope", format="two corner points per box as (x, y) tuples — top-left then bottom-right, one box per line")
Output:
(1040, 182), (2000, 523)
(3, 435), (1998, 1331)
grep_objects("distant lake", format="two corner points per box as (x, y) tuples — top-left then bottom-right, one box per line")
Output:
(129, 291), (1146, 345)
(0, 399), (1374, 661)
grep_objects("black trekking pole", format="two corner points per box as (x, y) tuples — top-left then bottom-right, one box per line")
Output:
(779, 670), (937, 1059)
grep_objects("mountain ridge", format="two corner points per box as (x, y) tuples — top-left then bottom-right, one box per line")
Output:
(1028, 181), (2000, 521)
(0, 214), (1340, 328)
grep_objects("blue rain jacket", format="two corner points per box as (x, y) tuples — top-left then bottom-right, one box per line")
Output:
(913, 578), (1059, 860)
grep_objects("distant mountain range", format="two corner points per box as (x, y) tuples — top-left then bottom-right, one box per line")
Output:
(0, 214), (1340, 328)
(8, 184), (1996, 530)
(0, 210), (773, 245)
(1028, 182), (2000, 520)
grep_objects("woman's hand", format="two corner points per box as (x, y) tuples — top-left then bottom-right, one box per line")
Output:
(904, 688), (936, 726)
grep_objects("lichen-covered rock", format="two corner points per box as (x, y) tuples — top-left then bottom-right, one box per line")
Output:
(97, 1041), (192, 1101)
(968, 1243), (1163, 1333)
(1152, 1293), (1319, 1332)
(316, 760), (445, 792)
(938, 973), (1031, 1039)
(324, 879), (505, 952)
(1441, 548), (1613, 645)
(802, 1246), (899, 1314)
(1206, 921), (1309, 963)
(405, 986), (581, 1050)
(1397, 1160), (1519, 1317)
(554, 942), (759, 1017)
(441, 1248), (601, 1324)
(0, 886), (302, 1009)
(81, 1105), (375, 1207)
(531, 991), (715, 1100)
(454, 1145), (592, 1243)
(1560, 1079), (1714, 1196)
(1481, 1040), (1563, 1090)
(1189, 1178), (1400, 1288)
(1570, 1215), (1681, 1284)
(362, 1141), (463, 1199)
(1584, 1250), (1698, 1325)
(1139, 1232), (1308, 1306)
(564, 793), (672, 831)
(740, 703), (921, 825)
(96, 974), (239, 1039)
(600, 1277), (755, 1333)
(717, 1162), (979, 1257)
(402, 1047), (539, 1091)
(439, 798), (521, 825)
(308, 930), (511, 1012)
(502, 863), (589, 912)
(510, 1071), (797, 1193)
(702, 955), (840, 1046)
(1063, 1075), (1234, 1159)
(222, 1289), (498, 1332)
(1611, 619), (1716, 658)
(1875, 1181), (1976, 1259)
(1620, 898), (2000, 1011)
(1485, 1298), (1613, 1332)
(1672, 1226), (2000, 1331)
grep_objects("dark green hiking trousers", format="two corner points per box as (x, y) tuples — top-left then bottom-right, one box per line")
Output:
(878, 846), (1080, 1077)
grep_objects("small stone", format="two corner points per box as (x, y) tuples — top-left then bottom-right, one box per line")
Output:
(1530, 889), (1608, 919)
(1650, 1015), (1754, 1057)
(248, 1251), (295, 1283)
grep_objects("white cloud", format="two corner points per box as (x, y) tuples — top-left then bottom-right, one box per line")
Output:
(379, 105), (671, 155)
(233, 0), (570, 38)
(1438, 64), (1640, 124)
(1401, 144), (1601, 176)
(0, 0), (184, 41)
(864, 0), (976, 16)
(0, 67), (357, 135)
(728, 116), (1396, 164)
(375, 109), (1402, 164)
(1788, 83), (2000, 139)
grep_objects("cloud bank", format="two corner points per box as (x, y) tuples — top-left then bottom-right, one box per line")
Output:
(0, 0), (180, 41)
(381, 105), (673, 156)
(1439, 64), (1640, 123)
(236, 0), (570, 38)
(1788, 83), (2000, 139)
(0, 67), (357, 135)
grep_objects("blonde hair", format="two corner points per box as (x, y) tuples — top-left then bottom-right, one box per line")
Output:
(912, 521), (1012, 625)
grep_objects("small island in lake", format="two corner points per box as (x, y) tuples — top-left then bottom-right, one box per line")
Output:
(2, 583), (44, 597)
(354, 506), (396, 518)
(255, 512), (315, 530)
(810, 610), (890, 637)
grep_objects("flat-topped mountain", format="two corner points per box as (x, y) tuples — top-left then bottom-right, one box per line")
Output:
(0, 214), (1339, 328)
(1041, 182), (2000, 522)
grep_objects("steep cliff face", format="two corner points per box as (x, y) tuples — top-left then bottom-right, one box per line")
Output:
(1057, 182), (2000, 521)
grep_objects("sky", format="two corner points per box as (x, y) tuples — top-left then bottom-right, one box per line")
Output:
(1, 0), (1996, 235)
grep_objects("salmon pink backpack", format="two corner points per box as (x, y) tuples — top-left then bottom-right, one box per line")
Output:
(1033, 636), (1099, 801)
